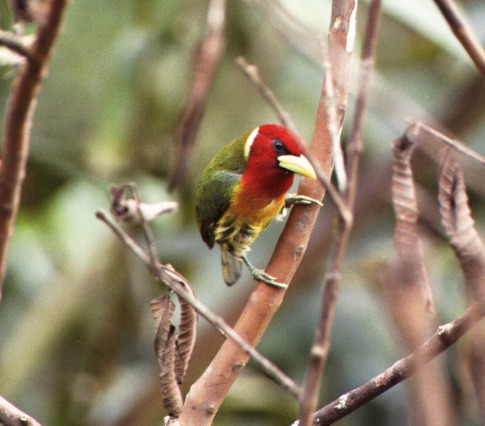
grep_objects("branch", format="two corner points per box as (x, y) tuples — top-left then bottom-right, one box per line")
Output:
(323, 64), (347, 192)
(168, 0), (226, 190)
(241, 0), (324, 65)
(298, 1), (379, 424)
(95, 209), (302, 402)
(309, 300), (485, 425)
(180, 1), (354, 425)
(410, 121), (485, 166)
(178, 0), (359, 421)
(0, 29), (32, 59)
(432, 0), (485, 74)
(0, 395), (42, 426)
(0, 0), (70, 301)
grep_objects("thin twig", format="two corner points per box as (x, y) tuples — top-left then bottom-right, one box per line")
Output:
(308, 154), (351, 224)
(410, 121), (485, 166)
(95, 209), (302, 400)
(0, 0), (69, 303)
(125, 183), (161, 266)
(168, 0), (226, 190)
(298, 1), (367, 425)
(323, 63), (347, 192)
(432, 0), (485, 74)
(235, 56), (297, 134)
(242, 0), (324, 65)
(308, 300), (485, 425)
(0, 29), (31, 59)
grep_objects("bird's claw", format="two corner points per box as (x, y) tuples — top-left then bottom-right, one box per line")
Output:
(251, 269), (288, 288)
(241, 254), (288, 288)
(285, 194), (323, 208)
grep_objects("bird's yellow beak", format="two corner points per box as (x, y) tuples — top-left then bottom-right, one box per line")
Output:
(278, 154), (316, 179)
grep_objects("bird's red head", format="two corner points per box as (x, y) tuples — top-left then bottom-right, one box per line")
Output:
(241, 124), (315, 200)
(245, 124), (303, 166)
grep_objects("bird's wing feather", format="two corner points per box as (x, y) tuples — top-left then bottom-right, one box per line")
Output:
(196, 170), (241, 248)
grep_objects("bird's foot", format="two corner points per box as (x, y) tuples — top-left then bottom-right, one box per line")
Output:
(241, 255), (288, 288)
(285, 194), (323, 208)
(251, 269), (288, 288)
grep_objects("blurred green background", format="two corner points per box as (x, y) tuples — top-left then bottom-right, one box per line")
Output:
(0, 0), (484, 425)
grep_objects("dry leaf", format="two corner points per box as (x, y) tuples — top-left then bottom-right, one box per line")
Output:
(438, 155), (485, 299)
(175, 294), (197, 384)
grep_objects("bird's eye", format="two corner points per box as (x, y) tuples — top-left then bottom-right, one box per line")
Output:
(272, 138), (288, 156)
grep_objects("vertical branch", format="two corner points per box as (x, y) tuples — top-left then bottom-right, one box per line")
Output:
(168, 0), (226, 190)
(177, 0), (359, 423)
(298, 1), (380, 425)
(0, 0), (70, 301)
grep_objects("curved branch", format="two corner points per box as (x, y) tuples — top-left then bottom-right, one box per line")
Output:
(95, 209), (302, 402)
(0, 30), (31, 59)
(0, 0), (70, 301)
(310, 301), (485, 425)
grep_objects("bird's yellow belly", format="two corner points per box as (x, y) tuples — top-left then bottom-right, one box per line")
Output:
(214, 194), (285, 257)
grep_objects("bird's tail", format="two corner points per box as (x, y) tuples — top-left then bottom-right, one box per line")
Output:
(221, 249), (242, 286)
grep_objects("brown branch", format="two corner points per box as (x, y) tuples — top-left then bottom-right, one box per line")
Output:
(8, 0), (50, 25)
(0, 0), (69, 302)
(298, 1), (379, 425)
(0, 29), (31, 59)
(177, 0), (362, 422)
(323, 64), (347, 191)
(310, 300), (485, 425)
(168, 0), (226, 191)
(432, 0), (485, 74)
(0, 395), (43, 426)
(95, 209), (302, 402)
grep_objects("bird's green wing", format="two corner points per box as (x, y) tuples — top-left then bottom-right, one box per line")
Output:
(195, 170), (241, 248)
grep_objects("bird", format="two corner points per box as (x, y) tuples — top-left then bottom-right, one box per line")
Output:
(195, 124), (321, 288)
